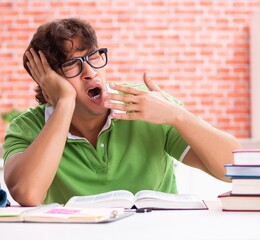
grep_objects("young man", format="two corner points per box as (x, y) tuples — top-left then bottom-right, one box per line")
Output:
(3, 18), (240, 206)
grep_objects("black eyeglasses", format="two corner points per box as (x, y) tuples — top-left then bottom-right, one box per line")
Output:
(59, 48), (108, 78)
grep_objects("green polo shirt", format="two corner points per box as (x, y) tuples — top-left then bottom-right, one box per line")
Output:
(3, 84), (189, 204)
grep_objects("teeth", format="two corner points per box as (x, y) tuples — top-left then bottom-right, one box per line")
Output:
(92, 94), (100, 99)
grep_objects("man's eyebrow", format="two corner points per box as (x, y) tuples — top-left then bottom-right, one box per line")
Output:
(65, 48), (95, 61)
(65, 51), (85, 61)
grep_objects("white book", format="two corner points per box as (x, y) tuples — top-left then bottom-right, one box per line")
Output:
(65, 190), (208, 210)
(232, 178), (260, 195)
(233, 149), (260, 165)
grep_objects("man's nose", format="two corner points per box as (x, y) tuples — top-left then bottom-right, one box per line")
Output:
(81, 61), (97, 79)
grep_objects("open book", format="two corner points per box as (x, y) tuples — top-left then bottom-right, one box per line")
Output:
(65, 190), (208, 210)
(0, 204), (131, 223)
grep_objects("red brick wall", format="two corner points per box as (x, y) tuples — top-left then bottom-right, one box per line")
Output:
(1, 0), (260, 143)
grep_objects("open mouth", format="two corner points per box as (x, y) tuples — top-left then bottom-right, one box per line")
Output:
(87, 87), (102, 100)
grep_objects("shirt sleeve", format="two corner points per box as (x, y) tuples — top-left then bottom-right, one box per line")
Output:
(163, 124), (189, 162)
(3, 107), (44, 163)
(161, 93), (190, 162)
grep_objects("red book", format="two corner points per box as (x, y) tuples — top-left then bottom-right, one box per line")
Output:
(218, 191), (260, 211)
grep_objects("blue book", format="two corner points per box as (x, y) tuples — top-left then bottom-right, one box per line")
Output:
(225, 164), (260, 177)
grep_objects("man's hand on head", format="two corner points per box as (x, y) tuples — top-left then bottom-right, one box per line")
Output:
(25, 48), (76, 107)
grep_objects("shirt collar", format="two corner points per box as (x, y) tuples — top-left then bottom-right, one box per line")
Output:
(44, 104), (115, 140)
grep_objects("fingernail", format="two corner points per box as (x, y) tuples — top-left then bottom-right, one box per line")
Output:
(109, 82), (116, 88)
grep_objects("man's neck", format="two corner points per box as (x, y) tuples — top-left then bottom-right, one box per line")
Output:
(69, 111), (110, 147)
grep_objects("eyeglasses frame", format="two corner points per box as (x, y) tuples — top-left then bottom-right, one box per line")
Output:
(59, 47), (108, 78)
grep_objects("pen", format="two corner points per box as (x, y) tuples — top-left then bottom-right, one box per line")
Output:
(136, 208), (152, 213)
(124, 208), (152, 213)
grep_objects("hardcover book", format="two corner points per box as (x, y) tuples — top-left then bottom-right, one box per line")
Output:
(218, 191), (260, 211)
(233, 149), (260, 165)
(65, 190), (208, 210)
(224, 164), (260, 177)
(231, 178), (260, 195)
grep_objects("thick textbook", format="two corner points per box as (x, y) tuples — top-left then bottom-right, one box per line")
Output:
(233, 149), (260, 165)
(218, 191), (260, 211)
(224, 164), (260, 177)
(0, 204), (131, 223)
(65, 190), (208, 210)
(231, 178), (260, 195)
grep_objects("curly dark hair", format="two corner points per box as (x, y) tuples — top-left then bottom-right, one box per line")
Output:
(23, 18), (98, 104)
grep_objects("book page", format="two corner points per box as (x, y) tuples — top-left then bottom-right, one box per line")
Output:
(134, 190), (207, 209)
(135, 190), (200, 201)
(65, 190), (135, 208)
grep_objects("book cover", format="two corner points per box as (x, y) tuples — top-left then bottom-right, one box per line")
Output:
(224, 164), (260, 177)
(231, 178), (260, 195)
(233, 149), (260, 165)
(218, 191), (260, 211)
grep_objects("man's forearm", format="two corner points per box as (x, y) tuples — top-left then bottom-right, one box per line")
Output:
(171, 107), (241, 180)
(4, 98), (75, 206)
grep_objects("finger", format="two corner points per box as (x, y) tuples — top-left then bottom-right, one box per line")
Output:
(111, 111), (141, 121)
(108, 82), (145, 95)
(143, 71), (161, 92)
(25, 51), (41, 80)
(143, 71), (169, 101)
(104, 92), (138, 104)
(26, 61), (40, 84)
(39, 50), (51, 73)
(105, 101), (140, 113)
(29, 48), (46, 75)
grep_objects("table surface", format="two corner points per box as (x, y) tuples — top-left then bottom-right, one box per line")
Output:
(1, 201), (260, 240)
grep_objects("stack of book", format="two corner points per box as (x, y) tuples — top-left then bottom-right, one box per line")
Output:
(218, 149), (260, 211)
